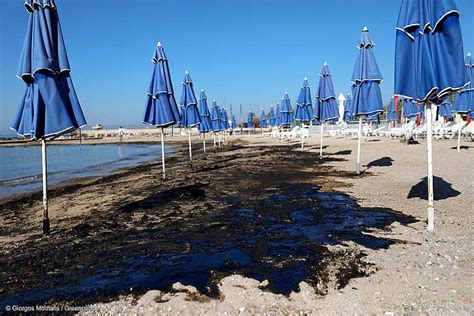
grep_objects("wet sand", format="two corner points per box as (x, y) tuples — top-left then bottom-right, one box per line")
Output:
(0, 134), (472, 314)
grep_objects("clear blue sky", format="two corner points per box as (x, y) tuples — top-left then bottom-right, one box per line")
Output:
(0, 0), (472, 132)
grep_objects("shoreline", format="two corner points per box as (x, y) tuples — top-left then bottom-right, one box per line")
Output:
(0, 141), (187, 204)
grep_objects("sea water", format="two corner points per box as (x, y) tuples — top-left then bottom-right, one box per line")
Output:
(0, 144), (171, 199)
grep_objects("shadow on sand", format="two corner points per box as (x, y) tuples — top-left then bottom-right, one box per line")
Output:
(450, 145), (471, 150)
(407, 176), (461, 200)
(364, 157), (394, 170)
(333, 150), (352, 155)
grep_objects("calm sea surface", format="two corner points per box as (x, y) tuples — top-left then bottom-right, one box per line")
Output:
(0, 144), (171, 199)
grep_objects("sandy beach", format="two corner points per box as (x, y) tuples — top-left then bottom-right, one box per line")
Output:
(0, 133), (472, 314)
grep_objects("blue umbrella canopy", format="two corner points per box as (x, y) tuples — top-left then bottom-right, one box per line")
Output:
(395, 0), (468, 105)
(275, 103), (281, 126)
(260, 110), (267, 128)
(387, 98), (398, 121)
(402, 99), (419, 118)
(351, 27), (384, 117)
(143, 42), (180, 127)
(295, 78), (313, 122)
(438, 99), (453, 118)
(247, 111), (254, 128)
(179, 71), (201, 128)
(220, 108), (229, 130)
(11, 0), (87, 139)
(210, 100), (223, 131)
(231, 113), (237, 129)
(198, 90), (212, 133)
(453, 52), (473, 114)
(280, 93), (293, 127)
(343, 93), (354, 121)
(269, 106), (276, 127)
(315, 63), (340, 122)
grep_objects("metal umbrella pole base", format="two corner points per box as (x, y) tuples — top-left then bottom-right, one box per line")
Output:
(41, 139), (50, 235)
(356, 117), (362, 175)
(426, 104), (435, 231)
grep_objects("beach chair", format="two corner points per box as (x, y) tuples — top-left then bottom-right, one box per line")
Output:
(383, 121), (416, 138)
(270, 127), (280, 138)
(287, 126), (301, 139)
(434, 121), (454, 139)
(279, 126), (298, 139)
(461, 122), (473, 141)
(328, 122), (346, 136)
(412, 123), (427, 139)
(300, 126), (310, 139)
(440, 121), (466, 140)
(343, 123), (360, 137)
(367, 125), (387, 137)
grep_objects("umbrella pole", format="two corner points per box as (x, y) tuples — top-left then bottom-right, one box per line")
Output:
(457, 122), (461, 152)
(213, 133), (216, 147)
(161, 128), (166, 180)
(320, 123), (324, 159)
(356, 117), (362, 175)
(426, 105), (434, 231)
(203, 133), (206, 153)
(188, 128), (192, 161)
(301, 124), (304, 149)
(42, 139), (50, 235)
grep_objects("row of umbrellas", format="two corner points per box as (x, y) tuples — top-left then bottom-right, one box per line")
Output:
(246, 93), (293, 129)
(144, 42), (239, 169)
(247, 27), (383, 155)
(8, 0), (472, 234)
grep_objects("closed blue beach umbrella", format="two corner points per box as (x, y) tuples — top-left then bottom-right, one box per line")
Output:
(438, 99), (453, 118)
(351, 27), (384, 174)
(247, 111), (254, 135)
(210, 100), (223, 145)
(387, 97), (398, 122)
(315, 63), (340, 122)
(343, 93), (354, 122)
(221, 108), (229, 130)
(211, 100), (222, 131)
(198, 90), (212, 153)
(260, 110), (267, 129)
(394, 0), (468, 231)
(269, 106), (276, 127)
(231, 113), (237, 129)
(179, 71), (201, 161)
(220, 107), (229, 144)
(198, 90), (212, 132)
(143, 42), (180, 180)
(11, 0), (87, 234)
(295, 78), (313, 123)
(275, 103), (281, 126)
(402, 99), (418, 118)
(143, 43), (180, 127)
(280, 93), (293, 127)
(179, 71), (201, 128)
(295, 78), (313, 148)
(315, 63), (340, 157)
